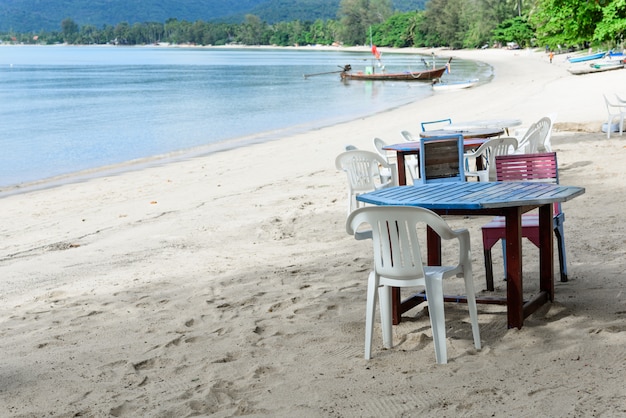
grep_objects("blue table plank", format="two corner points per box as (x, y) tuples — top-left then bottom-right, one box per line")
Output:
(357, 182), (585, 210)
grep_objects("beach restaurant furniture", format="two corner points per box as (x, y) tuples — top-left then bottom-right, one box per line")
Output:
(420, 127), (505, 140)
(356, 181), (585, 329)
(335, 150), (396, 214)
(482, 152), (568, 290)
(346, 206), (481, 364)
(603, 94), (626, 139)
(514, 116), (553, 154)
(384, 137), (488, 186)
(421, 118), (452, 131)
(443, 118), (523, 136)
(372, 137), (395, 184)
(464, 137), (518, 182)
(419, 134), (466, 183)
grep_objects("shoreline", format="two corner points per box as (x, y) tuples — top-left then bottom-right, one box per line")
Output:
(2, 47), (626, 416)
(0, 45), (471, 196)
(2, 46), (614, 197)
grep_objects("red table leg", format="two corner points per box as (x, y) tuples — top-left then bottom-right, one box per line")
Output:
(538, 204), (555, 301)
(505, 207), (523, 329)
(396, 153), (407, 186)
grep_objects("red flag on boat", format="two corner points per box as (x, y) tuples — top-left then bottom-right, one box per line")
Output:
(371, 45), (381, 60)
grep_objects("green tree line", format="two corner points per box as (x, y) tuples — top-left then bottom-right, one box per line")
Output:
(2, 0), (625, 51)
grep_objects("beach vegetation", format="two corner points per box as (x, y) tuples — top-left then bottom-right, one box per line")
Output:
(1, 0), (624, 52)
(491, 17), (535, 48)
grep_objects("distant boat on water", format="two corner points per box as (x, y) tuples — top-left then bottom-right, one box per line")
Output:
(340, 58), (452, 82)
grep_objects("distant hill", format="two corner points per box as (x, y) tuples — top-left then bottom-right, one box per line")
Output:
(0, 0), (426, 33)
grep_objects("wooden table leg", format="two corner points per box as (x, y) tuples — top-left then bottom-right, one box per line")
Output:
(505, 207), (523, 329)
(396, 153), (407, 186)
(539, 204), (555, 301)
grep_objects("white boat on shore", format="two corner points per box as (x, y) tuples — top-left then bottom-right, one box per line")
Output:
(432, 79), (479, 91)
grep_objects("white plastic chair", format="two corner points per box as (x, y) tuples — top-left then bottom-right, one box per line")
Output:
(399, 130), (420, 181)
(542, 113), (557, 152)
(335, 150), (396, 214)
(464, 137), (518, 182)
(515, 116), (552, 154)
(603, 94), (626, 139)
(346, 206), (481, 364)
(372, 137), (395, 184)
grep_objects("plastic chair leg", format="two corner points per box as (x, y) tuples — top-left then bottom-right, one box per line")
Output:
(378, 284), (393, 349)
(424, 276), (447, 364)
(364, 272), (378, 359)
(462, 267), (481, 350)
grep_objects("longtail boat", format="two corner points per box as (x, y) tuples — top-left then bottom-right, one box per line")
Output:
(340, 58), (451, 82)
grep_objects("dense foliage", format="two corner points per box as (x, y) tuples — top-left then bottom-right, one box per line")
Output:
(1, 0), (624, 51)
(0, 0), (427, 33)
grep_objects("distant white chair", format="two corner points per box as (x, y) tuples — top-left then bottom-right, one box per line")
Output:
(515, 116), (552, 154)
(399, 130), (420, 181)
(335, 150), (396, 214)
(464, 137), (518, 182)
(603, 94), (626, 139)
(372, 137), (395, 184)
(541, 113), (557, 152)
(346, 206), (481, 364)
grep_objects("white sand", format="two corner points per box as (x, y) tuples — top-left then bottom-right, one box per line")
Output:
(1, 47), (626, 417)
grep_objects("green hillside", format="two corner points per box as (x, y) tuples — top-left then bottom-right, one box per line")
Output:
(0, 0), (426, 33)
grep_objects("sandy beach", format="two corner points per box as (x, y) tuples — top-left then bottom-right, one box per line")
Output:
(1, 47), (626, 417)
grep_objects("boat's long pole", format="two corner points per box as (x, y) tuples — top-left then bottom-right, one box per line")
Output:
(303, 69), (344, 79)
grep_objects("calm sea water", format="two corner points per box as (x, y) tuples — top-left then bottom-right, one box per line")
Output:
(0, 46), (491, 190)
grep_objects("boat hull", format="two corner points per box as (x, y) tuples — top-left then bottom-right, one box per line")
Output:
(341, 67), (447, 81)
(568, 62), (624, 75)
(567, 52), (606, 63)
(432, 79), (479, 91)
(341, 59), (450, 82)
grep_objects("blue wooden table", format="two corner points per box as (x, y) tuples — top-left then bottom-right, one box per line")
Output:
(357, 182), (585, 329)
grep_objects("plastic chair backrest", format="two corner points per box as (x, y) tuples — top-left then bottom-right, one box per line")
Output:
(421, 118), (452, 132)
(533, 117), (552, 152)
(373, 137), (388, 160)
(468, 136), (518, 181)
(347, 206), (458, 280)
(419, 134), (465, 183)
(335, 150), (389, 193)
(400, 130), (417, 142)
